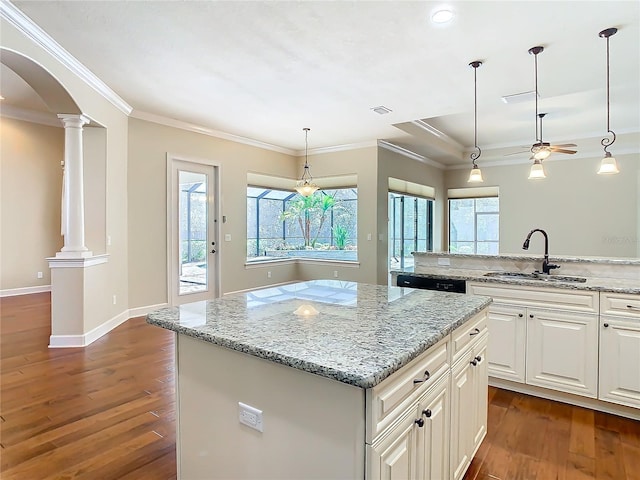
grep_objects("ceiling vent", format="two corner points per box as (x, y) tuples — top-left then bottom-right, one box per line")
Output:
(371, 105), (392, 115)
(501, 90), (539, 104)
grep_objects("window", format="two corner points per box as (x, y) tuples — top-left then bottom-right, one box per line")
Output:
(449, 197), (499, 254)
(389, 192), (433, 270)
(247, 187), (358, 262)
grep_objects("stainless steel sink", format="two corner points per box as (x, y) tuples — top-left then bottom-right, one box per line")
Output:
(483, 271), (587, 283)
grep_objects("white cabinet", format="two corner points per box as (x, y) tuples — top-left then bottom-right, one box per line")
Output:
(485, 304), (526, 382)
(467, 282), (599, 399)
(526, 308), (598, 398)
(367, 308), (489, 480)
(368, 374), (450, 480)
(417, 375), (450, 480)
(450, 333), (488, 480)
(599, 292), (640, 408)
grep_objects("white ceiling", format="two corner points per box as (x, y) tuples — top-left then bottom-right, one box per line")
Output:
(2, 1), (639, 166)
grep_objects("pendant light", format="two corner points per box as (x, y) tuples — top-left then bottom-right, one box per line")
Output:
(295, 127), (319, 196)
(467, 61), (484, 183)
(597, 27), (620, 175)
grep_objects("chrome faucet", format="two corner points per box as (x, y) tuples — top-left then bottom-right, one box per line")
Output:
(522, 228), (560, 274)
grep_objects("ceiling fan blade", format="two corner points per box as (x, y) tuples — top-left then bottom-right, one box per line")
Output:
(552, 143), (577, 148)
(504, 150), (529, 157)
(550, 148), (577, 154)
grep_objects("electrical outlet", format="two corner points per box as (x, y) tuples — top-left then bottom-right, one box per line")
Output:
(225, 234), (232, 242)
(107, 235), (112, 246)
(112, 295), (117, 305)
(437, 257), (451, 266)
(333, 270), (338, 278)
(267, 271), (272, 278)
(367, 233), (372, 241)
(37, 271), (43, 279)
(238, 402), (263, 432)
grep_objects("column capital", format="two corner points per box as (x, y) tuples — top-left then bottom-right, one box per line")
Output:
(57, 114), (90, 129)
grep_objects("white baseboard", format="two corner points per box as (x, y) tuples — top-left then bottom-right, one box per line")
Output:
(489, 377), (640, 421)
(129, 303), (169, 318)
(0, 285), (51, 297)
(49, 309), (129, 348)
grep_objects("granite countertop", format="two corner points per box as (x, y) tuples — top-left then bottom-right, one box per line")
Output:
(393, 268), (640, 295)
(146, 280), (491, 389)
(411, 252), (640, 265)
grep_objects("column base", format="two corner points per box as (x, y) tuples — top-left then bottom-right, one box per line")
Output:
(55, 250), (94, 259)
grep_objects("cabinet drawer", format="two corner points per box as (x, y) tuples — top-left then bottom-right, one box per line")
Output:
(600, 292), (640, 319)
(366, 336), (449, 443)
(452, 309), (488, 362)
(467, 282), (599, 314)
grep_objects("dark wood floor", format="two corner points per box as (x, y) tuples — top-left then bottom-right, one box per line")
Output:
(1, 293), (639, 479)
(0, 293), (176, 480)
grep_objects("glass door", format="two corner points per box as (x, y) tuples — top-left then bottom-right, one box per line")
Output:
(169, 158), (219, 305)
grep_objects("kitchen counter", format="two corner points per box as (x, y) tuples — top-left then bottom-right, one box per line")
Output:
(146, 279), (491, 388)
(391, 267), (640, 294)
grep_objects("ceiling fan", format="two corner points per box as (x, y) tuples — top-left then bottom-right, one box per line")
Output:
(507, 46), (577, 160)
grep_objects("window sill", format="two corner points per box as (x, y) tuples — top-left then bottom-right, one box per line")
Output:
(245, 257), (360, 268)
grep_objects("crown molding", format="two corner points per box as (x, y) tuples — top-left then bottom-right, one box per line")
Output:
(0, 0), (132, 115)
(0, 103), (62, 127)
(130, 109), (296, 156)
(297, 140), (379, 157)
(378, 140), (446, 169)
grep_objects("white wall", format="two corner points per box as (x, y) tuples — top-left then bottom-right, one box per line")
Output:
(127, 117), (299, 307)
(444, 153), (640, 258)
(377, 148), (446, 283)
(0, 118), (63, 290)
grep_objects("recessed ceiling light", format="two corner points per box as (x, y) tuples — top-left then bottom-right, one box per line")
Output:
(371, 105), (392, 115)
(431, 8), (454, 24)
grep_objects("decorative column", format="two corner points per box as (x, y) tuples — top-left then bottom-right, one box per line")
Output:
(56, 114), (92, 258)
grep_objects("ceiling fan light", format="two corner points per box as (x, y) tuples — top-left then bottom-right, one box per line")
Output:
(533, 148), (551, 160)
(597, 152), (619, 175)
(468, 167), (484, 183)
(528, 159), (546, 179)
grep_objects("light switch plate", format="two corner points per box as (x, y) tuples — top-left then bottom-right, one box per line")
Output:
(225, 234), (232, 242)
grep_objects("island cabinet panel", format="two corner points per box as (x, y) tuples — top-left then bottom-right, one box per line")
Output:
(367, 373), (450, 480)
(176, 334), (366, 480)
(366, 335), (449, 443)
(450, 333), (488, 480)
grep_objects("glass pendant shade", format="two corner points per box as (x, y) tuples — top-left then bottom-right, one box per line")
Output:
(597, 152), (619, 175)
(528, 159), (546, 179)
(468, 166), (484, 183)
(295, 179), (319, 196)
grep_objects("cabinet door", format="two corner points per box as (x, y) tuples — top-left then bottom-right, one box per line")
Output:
(599, 315), (640, 409)
(487, 304), (526, 383)
(450, 354), (475, 480)
(368, 406), (420, 480)
(471, 336), (488, 456)
(526, 308), (598, 398)
(417, 374), (450, 480)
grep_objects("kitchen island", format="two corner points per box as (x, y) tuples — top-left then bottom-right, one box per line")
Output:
(147, 280), (492, 479)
